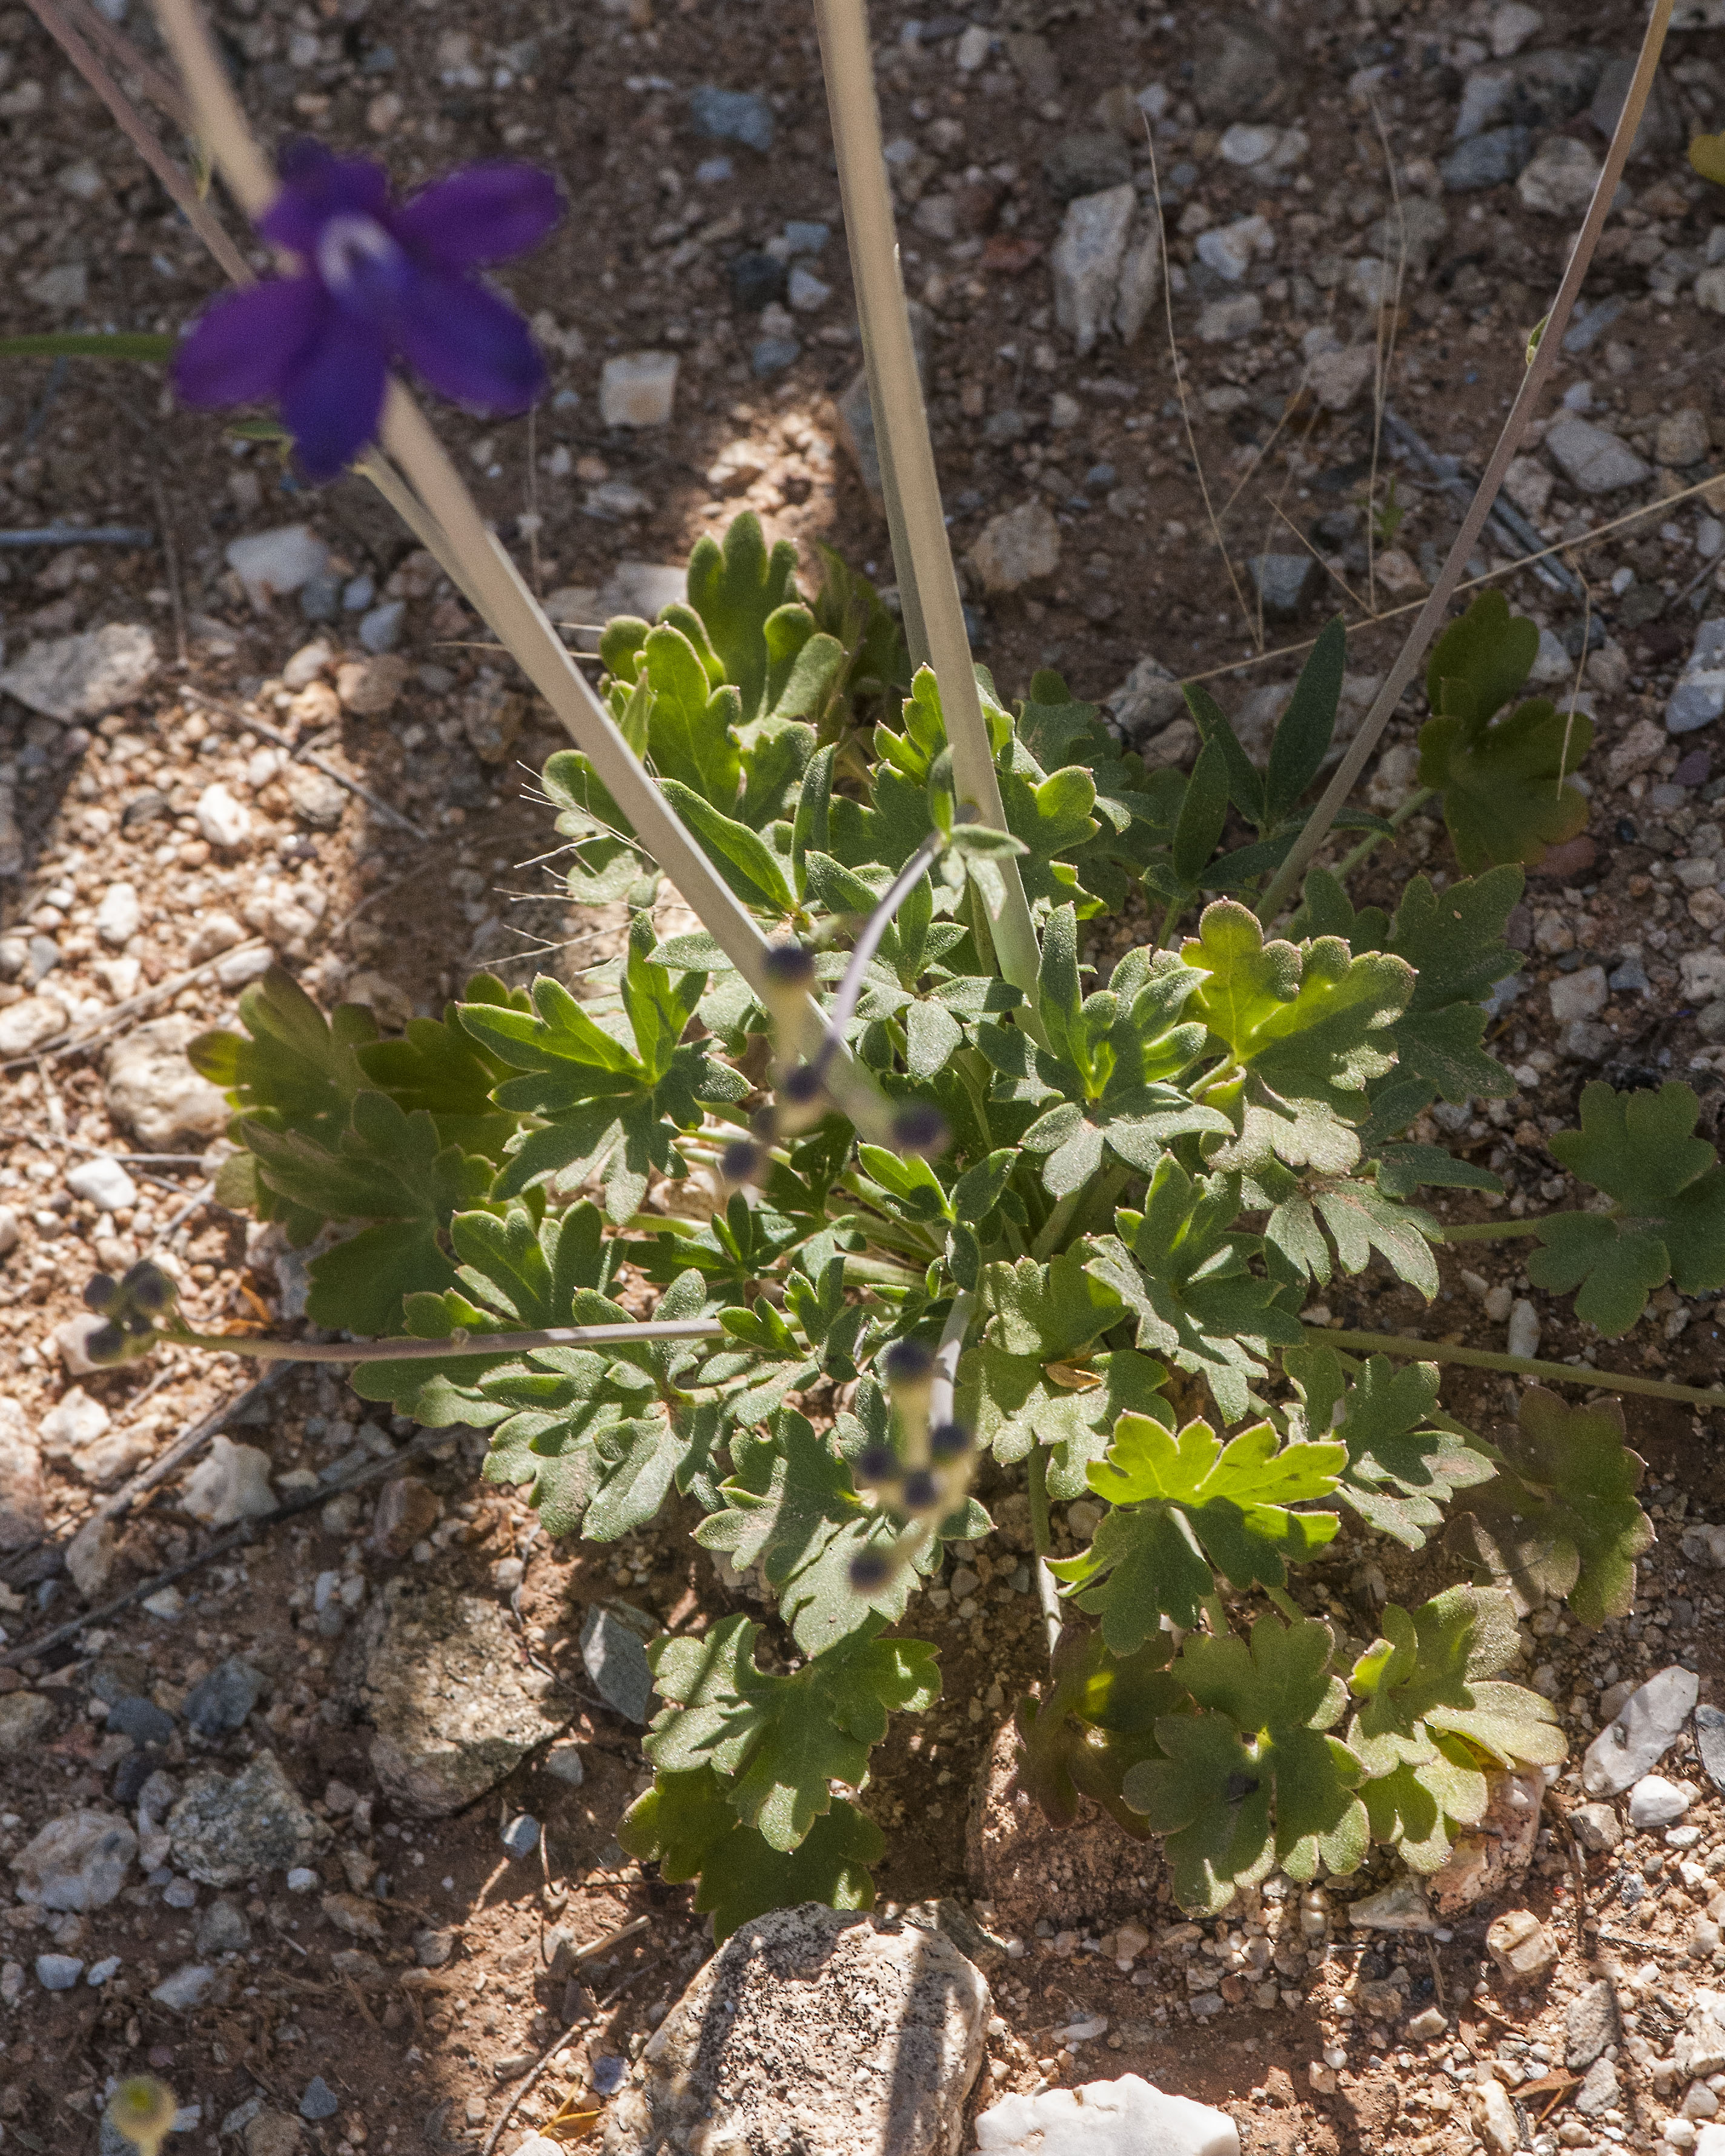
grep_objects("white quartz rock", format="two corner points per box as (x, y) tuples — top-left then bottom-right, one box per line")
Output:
(973, 2075), (1239, 2156)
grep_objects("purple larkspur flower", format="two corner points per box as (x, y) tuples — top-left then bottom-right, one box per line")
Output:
(174, 141), (560, 481)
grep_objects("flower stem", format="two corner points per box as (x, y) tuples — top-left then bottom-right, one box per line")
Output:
(1255, 0), (1677, 924)
(163, 1318), (727, 1364)
(148, 0), (895, 1149)
(1030, 1161), (1131, 1262)
(1263, 1584), (1302, 1625)
(1436, 1219), (1543, 1243)
(1026, 1441), (1064, 1661)
(810, 0), (1044, 1030)
(1305, 1324), (1725, 1412)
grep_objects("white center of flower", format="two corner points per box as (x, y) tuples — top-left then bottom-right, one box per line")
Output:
(315, 213), (402, 295)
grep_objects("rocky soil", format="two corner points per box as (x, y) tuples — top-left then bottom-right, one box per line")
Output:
(7, 0), (1725, 2149)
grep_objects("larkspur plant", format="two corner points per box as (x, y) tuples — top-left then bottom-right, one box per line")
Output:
(46, 0), (1724, 1944)
(94, 515), (1724, 1933)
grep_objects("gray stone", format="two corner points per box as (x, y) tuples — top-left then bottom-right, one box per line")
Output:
(1658, 409), (1712, 468)
(1678, 1996), (1725, 2080)
(544, 1740), (586, 1787)
(1105, 656), (1187, 744)
(1518, 135), (1601, 216)
(1442, 125), (1533, 191)
(1697, 1704), (1725, 1794)
(1545, 413), (1652, 494)
(36, 1954), (84, 1991)
(1042, 131), (1131, 203)
(1583, 1665), (1698, 1795)
(103, 1017), (231, 1149)
(151, 1962), (216, 2011)
(107, 1696), (176, 1748)
(1666, 621), (1725, 736)
(1367, 196), (1450, 277)
(1197, 294), (1263, 343)
(1591, 53), (1684, 158)
(601, 1905), (988, 2156)
(688, 87), (773, 153)
(1570, 1800), (1622, 1851)
(196, 1897), (252, 1956)
(0, 1397), (44, 1553)
(0, 1693), (55, 1756)
(184, 1656), (266, 1736)
(1566, 1979), (1622, 2071)
(1248, 554), (1319, 618)
(1051, 186), (1135, 357)
(1347, 1882), (1435, 1931)
(10, 1810), (137, 1910)
(580, 1602), (657, 1727)
(968, 500), (1062, 594)
(226, 526), (328, 607)
(168, 1751), (331, 1886)
(297, 2081), (339, 2123)
(1629, 1773), (1690, 1827)
(349, 1575), (574, 1814)
(1549, 965), (1607, 1023)
(750, 336), (801, 380)
(1190, 14), (1287, 121)
(501, 1813), (539, 1860)
(0, 623), (158, 723)
(1575, 2058), (1620, 2117)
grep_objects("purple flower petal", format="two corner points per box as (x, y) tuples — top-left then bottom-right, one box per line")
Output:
(391, 268), (546, 414)
(392, 164), (561, 270)
(173, 276), (327, 406)
(279, 308), (390, 481)
(262, 141), (391, 258)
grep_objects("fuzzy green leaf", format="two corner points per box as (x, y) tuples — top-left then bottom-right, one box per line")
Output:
(619, 1765), (882, 1942)
(1425, 589), (1540, 731)
(686, 511), (802, 726)
(1419, 699), (1592, 875)
(1527, 1081), (1725, 1335)
(1014, 1625), (1182, 1837)
(1122, 1616), (1367, 1912)
(1283, 1347), (1496, 1550)
(1051, 1416), (1343, 1648)
(1445, 1386), (1653, 1625)
(643, 1612), (939, 1851)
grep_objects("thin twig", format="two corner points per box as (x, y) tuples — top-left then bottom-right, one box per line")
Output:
(1264, 498), (1369, 613)
(0, 941), (270, 1074)
(479, 1942), (664, 2156)
(51, 0), (189, 124)
(1256, 0), (1677, 922)
(0, 1420), (453, 1668)
(23, 0), (251, 284)
(1140, 116), (1257, 650)
(184, 687), (432, 840)
(1363, 94), (1411, 618)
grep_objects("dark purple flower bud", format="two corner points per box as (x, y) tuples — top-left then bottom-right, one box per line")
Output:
(780, 1066), (824, 1109)
(84, 1322), (128, 1365)
(761, 942), (816, 990)
(720, 1139), (763, 1185)
(854, 1443), (900, 1486)
(881, 1338), (935, 1390)
(122, 1261), (176, 1315)
(929, 1421), (972, 1461)
(900, 1470), (941, 1514)
(174, 141), (561, 483)
(849, 1549), (896, 1592)
(891, 1103), (950, 1157)
(84, 1273), (119, 1312)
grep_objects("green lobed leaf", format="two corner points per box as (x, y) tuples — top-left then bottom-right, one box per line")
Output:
(1051, 1415), (1343, 1648)
(618, 1765), (883, 1942)
(1444, 1385), (1653, 1625)
(1014, 1625), (1184, 1837)
(1527, 1081), (1725, 1335)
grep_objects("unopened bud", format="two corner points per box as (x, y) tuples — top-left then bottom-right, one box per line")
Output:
(900, 1469), (941, 1515)
(881, 1338), (935, 1392)
(854, 1443), (900, 1487)
(929, 1420), (972, 1461)
(719, 1139), (763, 1186)
(849, 1548), (896, 1592)
(84, 1273), (119, 1313)
(761, 941), (817, 990)
(891, 1103), (949, 1157)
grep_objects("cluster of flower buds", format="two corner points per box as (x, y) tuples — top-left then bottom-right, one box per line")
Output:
(847, 1337), (976, 1593)
(82, 1260), (179, 1364)
(718, 936), (949, 1189)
